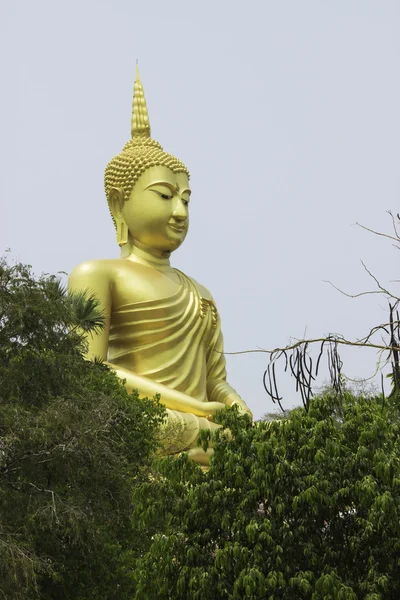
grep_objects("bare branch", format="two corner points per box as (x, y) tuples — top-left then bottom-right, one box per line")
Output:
(356, 221), (400, 243)
(323, 280), (385, 299)
(324, 264), (399, 303)
(228, 212), (400, 410)
(387, 210), (400, 240)
(356, 322), (391, 345)
(224, 337), (400, 356)
(360, 260), (399, 301)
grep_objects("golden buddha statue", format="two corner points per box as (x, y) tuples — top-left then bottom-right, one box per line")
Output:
(69, 67), (252, 466)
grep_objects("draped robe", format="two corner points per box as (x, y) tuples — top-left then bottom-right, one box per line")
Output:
(107, 269), (239, 450)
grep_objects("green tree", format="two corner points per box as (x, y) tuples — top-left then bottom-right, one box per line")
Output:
(133, 392), (400, 599)
(0, 257), (165, 600)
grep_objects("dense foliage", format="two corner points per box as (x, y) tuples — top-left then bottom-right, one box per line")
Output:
(0, 258), (164, 600)
(3, 257), (400, 600)
(133, 392), (400, 600)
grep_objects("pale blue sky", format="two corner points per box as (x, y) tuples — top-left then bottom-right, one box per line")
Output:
(1, 0), (399, 418)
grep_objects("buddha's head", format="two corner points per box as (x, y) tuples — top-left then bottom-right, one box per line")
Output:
(105, 67), (191, 258)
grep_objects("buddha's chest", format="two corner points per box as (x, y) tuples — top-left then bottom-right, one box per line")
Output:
(113, 265), (181, 308)
(110, 264), (218, 330)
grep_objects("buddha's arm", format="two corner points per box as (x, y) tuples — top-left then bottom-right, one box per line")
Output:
(108, 363), (223, 417)
(206, 321), (253, 418)
(69, 262), (224, 418)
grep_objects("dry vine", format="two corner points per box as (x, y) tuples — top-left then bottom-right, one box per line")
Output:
(225, 212), (400, 411)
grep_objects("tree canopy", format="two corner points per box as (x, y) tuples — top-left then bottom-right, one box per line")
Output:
(0, 258), (164, 600)
(133, 391), (400, 599)
(3, 257), (400, 600)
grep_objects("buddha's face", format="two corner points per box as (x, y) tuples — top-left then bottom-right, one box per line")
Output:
(121, 165), (190, 254)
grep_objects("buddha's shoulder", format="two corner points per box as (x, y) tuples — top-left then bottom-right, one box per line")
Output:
(69, 258), (169, 285)
(70, 258), (119, 278)
(185, 274), (213, 302)
(69, 258), (137, 285)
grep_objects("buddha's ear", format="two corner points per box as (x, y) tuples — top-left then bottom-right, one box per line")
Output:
(108, 187), (125, 219)
(108, 188), (128, 247)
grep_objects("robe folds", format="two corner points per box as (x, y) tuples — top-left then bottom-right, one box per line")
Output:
(107, 270), (239, 450)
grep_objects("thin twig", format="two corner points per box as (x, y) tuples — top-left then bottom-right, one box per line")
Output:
(387, 210), (400, 240)
(224, 338), (400, 356)
(323, 280), (385, 299)
(360, 260), (399, 301)
(356, 221), (400, 243)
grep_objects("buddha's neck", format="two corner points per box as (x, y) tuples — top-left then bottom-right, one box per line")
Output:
(125, 243), (172, 271)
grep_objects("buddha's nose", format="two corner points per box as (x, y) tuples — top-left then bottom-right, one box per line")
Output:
(172, 201), (188, 222)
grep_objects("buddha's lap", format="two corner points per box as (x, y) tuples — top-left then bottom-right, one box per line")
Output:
(163, 408), (221, 450)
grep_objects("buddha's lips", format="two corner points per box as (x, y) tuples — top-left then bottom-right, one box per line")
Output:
(168, 223), (186, 232)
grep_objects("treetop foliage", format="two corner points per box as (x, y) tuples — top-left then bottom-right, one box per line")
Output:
(133, 392), (400, 599)
(3, 257), (400, 600)
(0, 257), (165, 600)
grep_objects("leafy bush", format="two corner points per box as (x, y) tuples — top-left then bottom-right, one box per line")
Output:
(0, 258), (164, 600)
(133, 392), (400, 599)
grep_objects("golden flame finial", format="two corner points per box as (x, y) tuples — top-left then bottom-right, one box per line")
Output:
(130, 63), (151, 139)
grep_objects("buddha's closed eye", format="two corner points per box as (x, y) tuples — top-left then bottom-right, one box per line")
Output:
(152, 190), (173, 200)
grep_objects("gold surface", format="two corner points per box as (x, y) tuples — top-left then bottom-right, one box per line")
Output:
(69, 67), (252, 466)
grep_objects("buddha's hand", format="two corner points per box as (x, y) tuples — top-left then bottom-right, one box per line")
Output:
(238, 405), (253, 419)
(225, 396), (253, 420)
(204, 401), (226, 421)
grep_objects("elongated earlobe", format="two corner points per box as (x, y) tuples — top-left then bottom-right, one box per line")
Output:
(108, 187), (128, 247)
(116, 221), (128, 246)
